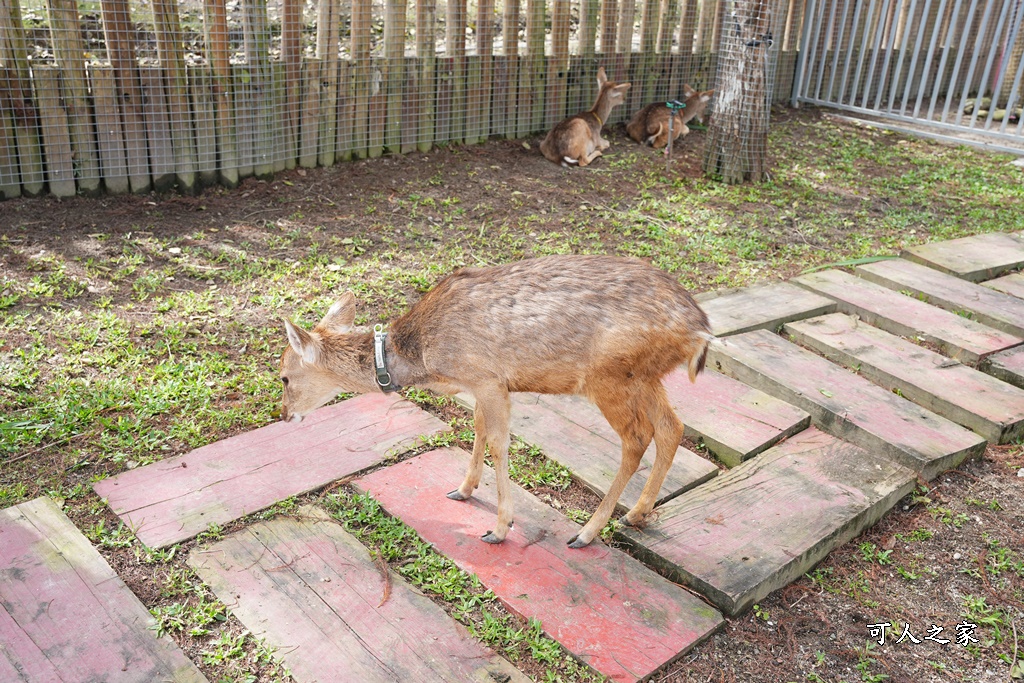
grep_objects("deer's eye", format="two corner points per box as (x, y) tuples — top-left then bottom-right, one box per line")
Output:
(281, 377), (289, 387)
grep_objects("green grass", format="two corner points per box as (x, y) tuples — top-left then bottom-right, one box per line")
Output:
(2, 111), (1023, 681)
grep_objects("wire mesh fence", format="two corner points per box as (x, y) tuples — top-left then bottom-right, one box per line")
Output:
(0, 0), (803, 198)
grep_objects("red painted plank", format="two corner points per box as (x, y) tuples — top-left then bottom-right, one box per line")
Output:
(699, 282), (837, 337)
(94, 393), (448, 548)
(708, 330), (987, 480)
(983, 345), (1024, 390)
(983, 272), (1024, 299)
(902, 232), (1024, 282)
(0, 498), (207, 683)
(188, 507), (528, 683)
(617, 428), (915, 615)
(785, 313), (1024, 444)
(509, 392), (719, 509)
(794, 268), (1023, 365)
(354, 448), (724, 683)
(857, 258), (1024, 338)
(662, 369), (811, 466)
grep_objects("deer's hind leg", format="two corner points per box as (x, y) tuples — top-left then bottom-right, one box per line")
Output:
(568, 380), (656, 548)
(621, 381), (682, 528)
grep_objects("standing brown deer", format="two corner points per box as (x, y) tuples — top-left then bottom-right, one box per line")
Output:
(540, 67), (631, 167)
(626, 85), (715, 151)
(279, 256), (711, 548)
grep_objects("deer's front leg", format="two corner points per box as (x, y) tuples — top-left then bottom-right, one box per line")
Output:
(447, 404), (487, 501)
(474, 385), (513, 544)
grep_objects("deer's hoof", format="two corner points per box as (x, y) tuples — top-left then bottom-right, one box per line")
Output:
(566, 534), (591, 549)
(480, 531), (505, 544)
(446, 489), (469, 501)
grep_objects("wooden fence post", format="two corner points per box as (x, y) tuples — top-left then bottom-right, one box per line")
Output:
(90, 65), (130, 194)
(352, 0), (371, 158)
(202, 0), (238, 187)
(470, 0), (495, 144)
(504, 0), (520, 138)
(2, 0), (47, 196)
(317, 0), (341, 165)
(153, 0), (198, 191)
(385, 0), (407, 153)
(281, 0), (301, 168)
(46, 0), (101, 195)
(416, 0), (437, 151)
(447, 0), (468, 144)
(547, 0), (570, 128)
(32, 67), (76, 197)
(519, 0), (545, 136)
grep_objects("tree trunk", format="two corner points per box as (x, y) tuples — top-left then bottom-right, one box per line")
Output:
(703, 0), (777, 184)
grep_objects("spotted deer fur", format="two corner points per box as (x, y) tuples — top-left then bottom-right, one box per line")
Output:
(626, 85), (716, 151)
(540, 68), (631, 168)
(279, 256), (711, 549)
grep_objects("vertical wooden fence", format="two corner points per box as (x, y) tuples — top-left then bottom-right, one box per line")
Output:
(0, 0), (803, 199)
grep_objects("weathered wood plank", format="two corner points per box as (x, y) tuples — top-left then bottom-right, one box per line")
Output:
(981, 345), (1024, 391)
(0, 498), (207, 683)
(367, 58), (386, 157)
(856, 258), (1024, 338)
(0, 8), (45, 197)
(316, 0), (340, 166)
(662, 369), (811, 467)
(902, 232), (1024, 282)
(232, 65), (255, 178)
(707, 329), (987, 480)
(94, 393), (448, 548)
(785, 313), (1024, 444)
(354, 447), (724, 682)
(982, 271), (1024, 299)
(90, 65), (131, 195)
(794, 268), (1023, 366)
(617, 428), (915, 616)
(0, 89), (18, 199)
(189, 507), (528, 683)
(699, 281), (837, 337)
(32, 67), (76, 198)
(139, 67), (177, 191)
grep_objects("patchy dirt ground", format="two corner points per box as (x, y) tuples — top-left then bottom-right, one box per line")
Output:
(2, 107), (1023, 682)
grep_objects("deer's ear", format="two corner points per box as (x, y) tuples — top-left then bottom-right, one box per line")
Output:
(702, 90), (715, 100)
(317, 291), (356, 333)
(614, 83), (632, 94)
(682, 84), (697, 97)
(597, 67), (608, 89)
(284, 319), (321, 364)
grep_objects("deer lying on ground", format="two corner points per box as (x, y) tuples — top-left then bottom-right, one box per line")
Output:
(279, 256), (711, 549)
(540, 67), (631, 168)
(626, 85), (715, 151)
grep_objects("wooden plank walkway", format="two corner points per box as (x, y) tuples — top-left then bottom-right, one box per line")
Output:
(708, 330), (987, 479)
(94, 393), (448, 548)
(616, 428), (915, 616)
(354, 447), (724, 683)
(785, 314), (1024, 444)
(189, 507), (528, 683)
(0, 498), (207, 683)
(662, 369), (811, 467)
(699, 282), (836, 337)
(794, 268), (1023, 365)
(902, 232), (1024, 282)
(856, 258), (1024, 338)
(983, 272), (1024, 299)
(982, 345), (1024, 390)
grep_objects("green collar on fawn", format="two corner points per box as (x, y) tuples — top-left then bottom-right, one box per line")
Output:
(373, 324), (402, 393)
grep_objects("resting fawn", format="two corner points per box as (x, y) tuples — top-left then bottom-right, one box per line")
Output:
(279, 256), (711, 549)
(626, 85), (715, 151)
(540, 68), (631, 168)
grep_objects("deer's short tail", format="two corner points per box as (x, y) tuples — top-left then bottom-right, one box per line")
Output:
(562, 156), (580, 166)
(687, 331), (717, 383)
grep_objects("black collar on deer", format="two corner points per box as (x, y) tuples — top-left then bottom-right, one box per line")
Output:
(373, 324), (402, 393)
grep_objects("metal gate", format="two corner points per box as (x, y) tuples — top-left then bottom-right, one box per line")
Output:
(791, 0), (1024, 151)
